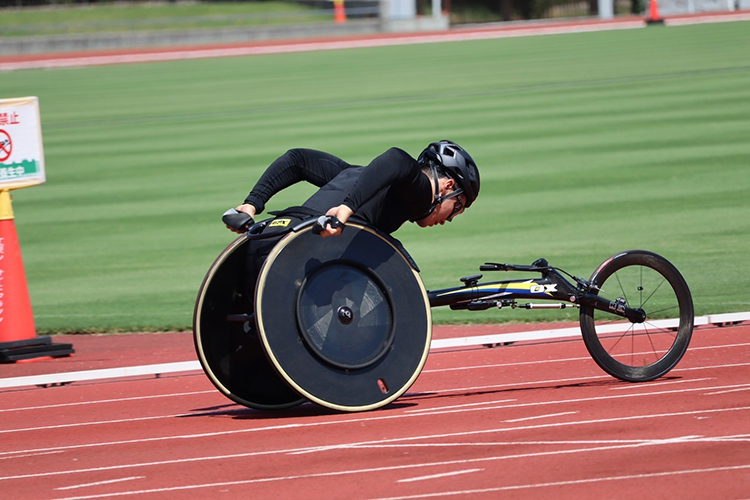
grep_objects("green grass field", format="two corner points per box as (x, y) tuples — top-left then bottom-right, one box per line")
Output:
(0, 2), (326, 37)
(2, 21), (749, 333)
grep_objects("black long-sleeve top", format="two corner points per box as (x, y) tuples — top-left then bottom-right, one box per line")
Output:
(243, 148), (433, 235)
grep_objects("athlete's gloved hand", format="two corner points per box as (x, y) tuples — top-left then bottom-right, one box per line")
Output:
(313, 215), (343, 236)
(223, 204), (256, 234)
(318, 205), (354, 237)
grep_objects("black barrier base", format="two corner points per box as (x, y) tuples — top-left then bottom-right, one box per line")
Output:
(0, 336), (74, 363)
(193, 236), (305, 410)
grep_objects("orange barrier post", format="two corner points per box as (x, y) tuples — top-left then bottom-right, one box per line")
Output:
(647, 0), (664, 24)
(333, 0), (346, 23)
(0, 189), (73, 362)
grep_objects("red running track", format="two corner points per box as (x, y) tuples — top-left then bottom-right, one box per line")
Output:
(1, 323), (748, 499)
(1, 11), (749, 71)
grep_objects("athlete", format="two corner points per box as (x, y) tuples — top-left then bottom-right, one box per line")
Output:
(227, 140), (480, 237)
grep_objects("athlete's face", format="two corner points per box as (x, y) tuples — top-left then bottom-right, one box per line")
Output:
(417, 191), (466, 228)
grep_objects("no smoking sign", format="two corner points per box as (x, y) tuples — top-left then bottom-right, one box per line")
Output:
(0, 130), (12, 163)
(0, 97), (46, 190)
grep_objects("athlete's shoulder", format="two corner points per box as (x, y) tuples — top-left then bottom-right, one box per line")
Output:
(382, 147), (416, 161)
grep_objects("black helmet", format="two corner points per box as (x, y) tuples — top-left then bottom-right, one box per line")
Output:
(418, 140), (480, 208)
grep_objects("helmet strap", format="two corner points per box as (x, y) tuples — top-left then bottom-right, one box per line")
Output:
(411, 164), (463, 222)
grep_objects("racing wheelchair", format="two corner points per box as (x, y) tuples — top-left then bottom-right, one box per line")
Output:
(194, 212), (694, 413)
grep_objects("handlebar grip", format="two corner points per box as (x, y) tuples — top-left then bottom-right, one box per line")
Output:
(222, 209), (254, 231)
(312, 215), (343, 235)
(480, 263), (548, 272)
(480, 263), (508, 271)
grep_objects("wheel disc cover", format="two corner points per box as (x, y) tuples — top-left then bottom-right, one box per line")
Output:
(255, 223), (431, 412)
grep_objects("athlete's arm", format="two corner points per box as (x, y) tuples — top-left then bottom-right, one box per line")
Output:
(243, 149), (352, 214)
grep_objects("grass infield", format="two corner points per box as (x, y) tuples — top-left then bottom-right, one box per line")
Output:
(2, 21), (749, 333)
(0, 2), (326, 37)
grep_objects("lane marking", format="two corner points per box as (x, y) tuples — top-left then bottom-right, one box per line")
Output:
(609, 377), (715, 390)
(3, 406), (748, 483)
(312, 434), (706, 452)
(369, 464), (750, 500)
(424, 370), (750, 400)
(704, 384), (750, 396)
(0, 450), (64, 460)
(397, 469), (483, 483)
(424, 343), (750, 374)
(405, 382), (750, 415)
(1, 317), (747, 391)
(228, 434), (677, 456)
(401, 399), (517, 414)
(504, 411), (578, 423)
(0, 362), (202, 390)
(47, 446), (750, 499)
(0, 391), (216, 413)
(56, 477), (145, 491)
(3, 380), (749, 444)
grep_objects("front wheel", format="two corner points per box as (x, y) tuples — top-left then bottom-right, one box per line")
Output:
(580, 250), (694, 382)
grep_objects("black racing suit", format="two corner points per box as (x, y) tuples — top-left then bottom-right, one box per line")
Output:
(243, 147), (433, 233)
(241, 147), (433, 301)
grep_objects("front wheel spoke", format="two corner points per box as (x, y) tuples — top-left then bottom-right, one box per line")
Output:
(642, 324), (662, 364)
(643, 304), (680, 317)
(641, 277), (667, 308)
(642, 320), (679, 337)
(614, 273), (629, 305)
(602, 322), (635, 354)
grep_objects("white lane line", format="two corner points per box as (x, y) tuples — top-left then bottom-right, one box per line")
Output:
(311, 434), (706, 452)
(3, 380), (750, 443)
(422, 357), (593, 373)
(397, 469), (483, 483)
(4, 406), (747, 483)
(290, 438), (648, 455)
(0, 362), (202, 390)
(47, 444), (749, 500)
(405, 382), (750, 416)
(676, 362), (750, 372)
(609, 378), (715, 390)
(0, 391), (216, 413)
(504, 411), (578, 423)
(0, 412), (195, 435)
(0, 450), (65, 460)
(424, 376), (750, 402)
(2, 317), (747, 391)
(704, 384), (750, 396)
(425, 344), (750, 374)
(369, 464), (750, 500)
(56, 477), (145, 491)
(404, 399), (517, 414)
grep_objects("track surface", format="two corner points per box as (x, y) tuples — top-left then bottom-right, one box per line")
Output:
(1, 323), (748, 499)
(2, 13), (749, 497)
(2, 11), (749, 71)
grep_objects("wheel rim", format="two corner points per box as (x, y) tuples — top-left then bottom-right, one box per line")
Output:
(582, 251), (694, 382)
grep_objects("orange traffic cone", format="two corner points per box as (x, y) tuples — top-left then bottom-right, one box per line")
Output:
(333, 0), (346, 24)
(647, 0), (664, 24)
(0, 190), (73, 362)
